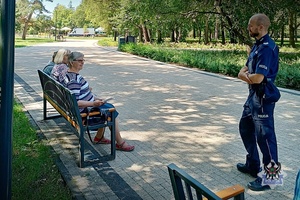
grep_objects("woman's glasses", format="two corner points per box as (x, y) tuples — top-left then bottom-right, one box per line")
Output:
(74, 59), (85, 62)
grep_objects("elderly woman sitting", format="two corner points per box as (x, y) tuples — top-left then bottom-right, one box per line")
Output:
(62, 51), (134, 152)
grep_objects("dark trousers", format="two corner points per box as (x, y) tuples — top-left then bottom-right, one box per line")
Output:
(239, 90), (278, 172)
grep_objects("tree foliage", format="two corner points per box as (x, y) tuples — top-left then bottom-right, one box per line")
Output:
(15, 0), (300, 47)
(16, 0), (53, 39)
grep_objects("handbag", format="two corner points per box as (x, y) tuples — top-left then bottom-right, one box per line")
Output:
(82, 107), (108, 143)
(86, 107), (107, 126)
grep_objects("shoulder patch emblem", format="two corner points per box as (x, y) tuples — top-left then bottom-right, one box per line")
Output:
(259, 65), (267, 70)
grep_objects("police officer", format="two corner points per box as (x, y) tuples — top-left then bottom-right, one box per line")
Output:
(237, 13), (280, 191)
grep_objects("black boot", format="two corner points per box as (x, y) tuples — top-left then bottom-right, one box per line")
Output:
(248, 177), (271, 191)
(237, 163), (261, 178)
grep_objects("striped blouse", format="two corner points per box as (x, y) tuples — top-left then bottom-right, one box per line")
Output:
(64, 72), (94, 112)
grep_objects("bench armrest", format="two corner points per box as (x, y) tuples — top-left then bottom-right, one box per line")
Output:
(204, 184), (244, 200)
(80, 108), (116, 118)
(215, 184), (244, 199)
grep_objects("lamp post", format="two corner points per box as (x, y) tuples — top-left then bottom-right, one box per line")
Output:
(0, 0), (15, 199)
(54, 9), (57, 41)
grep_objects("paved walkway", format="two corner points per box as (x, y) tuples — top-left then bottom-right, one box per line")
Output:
(14, 39), (300, 199)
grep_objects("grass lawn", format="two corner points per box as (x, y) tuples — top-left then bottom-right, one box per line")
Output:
(15, 37), (54, 48)
(12, 101), (72, 199)
(97, 37), (118, 47)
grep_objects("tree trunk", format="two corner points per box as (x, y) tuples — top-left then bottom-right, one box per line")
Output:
(230, 31), (236, 43)
(221, 19), (225, 44)
(204, 17), (209, 44)
(215, 15), (219, 40)
(280, 25), (284, 46)
(170, 30), (175, 42)
(142, 24), (150, 43)
(193, 27), (196, 38)
(114, 31), (118, 41)
(147, 28), (151, 42)
(175, 28), (180, 42)
(22, 12), (34, 40)
(139, 26), (143, 43)
(157, 30), (163, 43)
(125, 30), (128, 42)
(289, 11), (296, 47)
(22, 24), (28, 40)
(295, 15), (297, 42)
(198, 29), (202, 43)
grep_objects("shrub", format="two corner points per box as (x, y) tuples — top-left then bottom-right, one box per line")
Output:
(120, 43), (300, 91)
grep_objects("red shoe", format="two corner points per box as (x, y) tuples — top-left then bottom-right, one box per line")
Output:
(93, 137), (111, 144)
(116, 141), (135, 151)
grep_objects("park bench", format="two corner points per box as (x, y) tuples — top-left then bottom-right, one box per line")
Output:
(168, 163), (245, 200)
(37, 69), (116, 168)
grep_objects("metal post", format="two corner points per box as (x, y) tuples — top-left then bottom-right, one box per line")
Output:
(0, 0), (16, 199)
(54, 9), (57, 41)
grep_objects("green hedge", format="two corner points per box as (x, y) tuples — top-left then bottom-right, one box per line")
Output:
(120, 43), (300, 90)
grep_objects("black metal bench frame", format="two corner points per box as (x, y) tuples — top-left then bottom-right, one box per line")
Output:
(168, 163), (245, 200)
(38, 69), (116, 168)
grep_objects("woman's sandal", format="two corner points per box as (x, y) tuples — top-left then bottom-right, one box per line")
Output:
(116, 141), (135, 152)
(93, 136), (111, 144)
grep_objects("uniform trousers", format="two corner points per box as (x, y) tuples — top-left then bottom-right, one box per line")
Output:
(239, 89), (278, 172)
